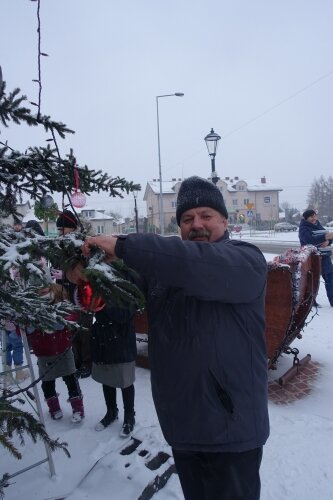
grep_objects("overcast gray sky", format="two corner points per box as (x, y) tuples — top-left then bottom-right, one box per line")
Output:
(1, 0), (333, 218)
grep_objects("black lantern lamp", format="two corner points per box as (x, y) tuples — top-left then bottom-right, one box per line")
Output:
(204, 128), (221, 184)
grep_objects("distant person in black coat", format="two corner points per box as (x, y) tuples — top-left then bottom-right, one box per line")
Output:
(299, 209), (333, 306)
(91, 303), (137, 437)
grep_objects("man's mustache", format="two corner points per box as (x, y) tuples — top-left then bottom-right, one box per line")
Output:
(188, 230), (210, 240)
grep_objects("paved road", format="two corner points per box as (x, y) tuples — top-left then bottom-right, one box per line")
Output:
(242, 239), (299, 255)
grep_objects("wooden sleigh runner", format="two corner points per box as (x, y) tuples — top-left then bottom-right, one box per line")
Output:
(134, 245), (321, 378)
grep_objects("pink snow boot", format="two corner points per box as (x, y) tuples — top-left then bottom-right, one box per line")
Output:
(69, 396), (85, 423)
(46, 396), (63, 420)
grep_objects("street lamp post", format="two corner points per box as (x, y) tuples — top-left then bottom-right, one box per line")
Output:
(156, 92), (184, 235)
(204, 128), (221, 185)
(133, 190), (139, 233)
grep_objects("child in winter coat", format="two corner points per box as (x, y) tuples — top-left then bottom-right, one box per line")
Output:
(91, 303), (137, 436)
(2, 262), (30, 383)
(27, 283), (85, 423)
(2, 319), (29, 382)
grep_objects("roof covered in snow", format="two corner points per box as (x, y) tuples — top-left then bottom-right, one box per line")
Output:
(145, 176), (282, 196)
(145, 180), (181, 196)
(79, 208), (114, 220)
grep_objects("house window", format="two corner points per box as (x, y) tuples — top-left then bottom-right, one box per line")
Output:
(97, 225), (104, 234)
(83, 210), (94, 218)
(264, 196), (271, 205)
(232, 199), (238, 206)
(244, 198), (249, 206)
(171, 201), (177, 208)
(238, 185), (245, 191)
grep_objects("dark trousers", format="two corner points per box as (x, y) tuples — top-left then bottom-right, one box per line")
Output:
(172, 447), (263, 500)
(41, 374), (81, 400)
(72, 329), (91, 369)
(322, 271), (333, 305)
(103, 383), (135, 414)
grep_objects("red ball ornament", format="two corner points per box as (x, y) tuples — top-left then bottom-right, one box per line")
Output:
(74, 282), (105, 312)
(70, 190), (86, 208)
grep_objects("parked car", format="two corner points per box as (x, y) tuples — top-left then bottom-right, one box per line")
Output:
(274, 222), (298, 232)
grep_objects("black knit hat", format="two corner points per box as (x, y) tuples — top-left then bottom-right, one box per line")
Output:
(56, 209), (78, 229)
(176, 176), (228, 225)
(25, 219), (45, 236)
(302, 209), (316, 220)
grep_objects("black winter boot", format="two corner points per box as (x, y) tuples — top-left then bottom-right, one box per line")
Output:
(120, 385), (135, 437)
(95, 385), (118, 431)
(120, 411), (135, 437)
(95, 407), (119, 431)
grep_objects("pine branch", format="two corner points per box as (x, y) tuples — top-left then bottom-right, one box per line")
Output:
(0, 83), (34, 128)
(0, 74), (143, 477)
(0, 145), (140, 218)
(0, 79), (141, 219)
(0, 81), (73, 137)
(0, 66), (143, 493)
(84, 261), (145, 310)
(0, 228), (78, 330)
(46, 233), (146, 310)
(0, 286), (76, 331)
(0, 228), (144, 327)
(0, 473), (10, 500)
(0, 398), (70, 459)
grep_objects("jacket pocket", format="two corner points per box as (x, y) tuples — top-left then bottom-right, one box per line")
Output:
(209, 368), (234, 414)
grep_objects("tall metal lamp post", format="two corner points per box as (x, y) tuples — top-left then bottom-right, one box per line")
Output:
(133, 190), (139, 233)
(156, 92), (184, 235)
(204, 128), (221, 185)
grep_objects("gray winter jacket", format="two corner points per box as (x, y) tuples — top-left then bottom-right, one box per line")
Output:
(116, 232), (269, 452)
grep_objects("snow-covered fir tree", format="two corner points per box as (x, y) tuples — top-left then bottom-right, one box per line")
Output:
(0, 75), (144, 495)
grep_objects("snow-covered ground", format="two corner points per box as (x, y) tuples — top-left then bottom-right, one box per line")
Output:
(1, 231), (333, 500)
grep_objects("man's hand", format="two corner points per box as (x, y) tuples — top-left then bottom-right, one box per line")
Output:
(82, 235), (119, 262)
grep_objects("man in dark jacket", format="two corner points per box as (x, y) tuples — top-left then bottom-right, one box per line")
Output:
(299, 209), (333, 306)
(82, 176), (269, 500)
